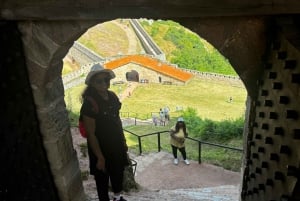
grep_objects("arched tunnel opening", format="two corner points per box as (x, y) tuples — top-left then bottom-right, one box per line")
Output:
(1, 10), (300, 201)
(62, 18), (247, 199)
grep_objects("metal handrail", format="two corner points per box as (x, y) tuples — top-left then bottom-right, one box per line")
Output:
(124, 128), (243, 164)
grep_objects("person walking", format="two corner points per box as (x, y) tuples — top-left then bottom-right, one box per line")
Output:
(80, 63), (128, 201)
(163, 106), (170, 122)
(170, 117), (190, 165)
(159, 108), (165, 126)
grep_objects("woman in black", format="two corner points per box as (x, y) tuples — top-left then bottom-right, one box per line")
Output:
(80, 64), (128, 201)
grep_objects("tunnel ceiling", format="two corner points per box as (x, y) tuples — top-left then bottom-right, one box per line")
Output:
(1, 0), (300, 19)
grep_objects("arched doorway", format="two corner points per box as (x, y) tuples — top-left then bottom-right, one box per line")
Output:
(16, 15), (300, 201)
(18, 19), (260, 201)
(126, 70), (139, 82)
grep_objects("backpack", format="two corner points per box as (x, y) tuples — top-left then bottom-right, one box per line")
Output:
(79, 96), (99, 138)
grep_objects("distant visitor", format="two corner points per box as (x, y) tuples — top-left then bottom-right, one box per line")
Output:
(169, 117), (190, 165)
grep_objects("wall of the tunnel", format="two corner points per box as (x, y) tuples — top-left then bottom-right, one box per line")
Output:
(17, 21), (100, 201)
(1, 16), (297, 201)
(241, 33), (300, 201)
(0, 21), (60, 201)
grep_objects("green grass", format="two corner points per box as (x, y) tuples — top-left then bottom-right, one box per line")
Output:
(65, 76), (246, 171)
(140, 19), (236, 75)
(78, 21), (129, 57)
(77, 19), (143, 57)
(65, 77), (247, 123)
(121, 77), (247, 121)
(62, 61), (74, 75)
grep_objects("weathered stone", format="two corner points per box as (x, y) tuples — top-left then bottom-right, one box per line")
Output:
(51, 151), (85, 201)
(43, 131), (75, 169)
(1, 2), (300, 201)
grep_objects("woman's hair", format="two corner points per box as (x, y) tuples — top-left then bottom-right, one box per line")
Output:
(81, 72), (111, 103)
(175, 121), (187, 135)
(80, 85), (97, 103)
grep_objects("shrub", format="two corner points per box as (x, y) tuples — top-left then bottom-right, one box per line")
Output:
(182, 107), (244, 142)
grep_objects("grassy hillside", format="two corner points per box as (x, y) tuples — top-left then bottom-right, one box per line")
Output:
(65, 77), (247, 124)
(77, 21), (129, 57)
(121, 77), (246, 121)
(140, 19), (236, 75)
(77, 19), (143, 57)
(68, 19), (236, 76)
(64, 20), (246, 171)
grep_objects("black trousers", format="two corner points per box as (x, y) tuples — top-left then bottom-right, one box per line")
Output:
(94, 166), (124, 201)
(171, 145), (187, 160)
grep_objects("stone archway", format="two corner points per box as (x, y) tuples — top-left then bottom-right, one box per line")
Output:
(18, 20), (102, 201)
(15, 15), (300, 201)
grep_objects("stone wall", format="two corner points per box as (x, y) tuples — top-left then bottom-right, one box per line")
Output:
(0, 21), (60, 201)
(112, 62), (187, 85)
(16, 20), (100, 201)
(241, 33), (300, 201)
(67, 41), (104, 66)
(1, 2), (300, 201)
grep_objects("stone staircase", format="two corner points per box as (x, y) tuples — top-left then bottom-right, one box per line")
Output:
(83, 151), (240, 201)
(72, 128), (240, 201)
(122, 185), (239, 201)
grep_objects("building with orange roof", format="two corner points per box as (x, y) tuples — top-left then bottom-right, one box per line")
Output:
(103, 54), (193, 85)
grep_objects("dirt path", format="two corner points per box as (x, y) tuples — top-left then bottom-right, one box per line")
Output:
(112, 20), (138, 55)
(119, 82), (138, 101)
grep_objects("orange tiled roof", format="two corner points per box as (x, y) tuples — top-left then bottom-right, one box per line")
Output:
(104, 55), (193, 82)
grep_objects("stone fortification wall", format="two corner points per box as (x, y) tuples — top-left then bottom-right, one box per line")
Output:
(182, 68), (244, 87)
(62, 54), (244, 89)
(129, 19), (166, 61)
(62, 63), (91, 90)
(67, 41), (104, 66)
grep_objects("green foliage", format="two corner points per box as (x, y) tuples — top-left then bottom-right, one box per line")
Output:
(200, 146), (242, 171)
(211, 118), (244, 141)
(182, 107), (244, 142)
(140, 19), (236, 75)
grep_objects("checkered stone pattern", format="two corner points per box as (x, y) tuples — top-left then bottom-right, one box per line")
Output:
(242, 33), (300, 201)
